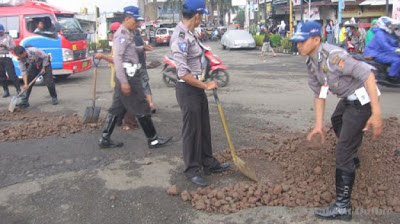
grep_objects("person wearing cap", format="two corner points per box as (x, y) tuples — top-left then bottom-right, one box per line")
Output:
(291, 21), (382, 221)
(0, 23), (21, 98)
(14, 45), (58, 107)
(95, 22), (140, 131)
(170, 0), (230, 187)
(135, 16), (156, 114)
(98, 5), (172, 149)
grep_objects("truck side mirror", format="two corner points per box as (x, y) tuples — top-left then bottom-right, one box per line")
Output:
(54, 22), (61, 33)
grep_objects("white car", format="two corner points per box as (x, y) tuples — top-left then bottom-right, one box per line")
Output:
(221, 29), (256, 50)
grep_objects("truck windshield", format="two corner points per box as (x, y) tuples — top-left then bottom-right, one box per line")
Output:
(56, 15), (87, 41)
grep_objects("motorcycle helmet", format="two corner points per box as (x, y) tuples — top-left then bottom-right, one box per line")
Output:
(377, 16), (394, 34)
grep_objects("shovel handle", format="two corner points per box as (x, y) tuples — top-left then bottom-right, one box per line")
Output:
(17, 72), (43, 97)
(212, 89), (237, 157)
(92, 66), (98, 107)
(92, 55), (101, 68)
(212, 89), (220, 105)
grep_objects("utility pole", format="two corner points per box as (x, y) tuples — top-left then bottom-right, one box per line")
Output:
(289, 0), (293, 36)
(300, 0), (303, 22)
(263, 1), (266, 24)
(386, 0), (389, 16)
(338, 0), (343, 44)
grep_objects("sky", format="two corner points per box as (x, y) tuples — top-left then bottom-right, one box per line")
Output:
(47, 0), (138, 13)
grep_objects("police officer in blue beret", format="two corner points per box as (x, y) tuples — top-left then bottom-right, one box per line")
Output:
(0, 24), (21, 97)
(170, 0), (230, 186)
(99, 6), (172, 149)
(291, 21), (383, 221)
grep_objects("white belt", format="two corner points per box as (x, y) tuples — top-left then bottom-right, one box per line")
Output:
(177, 75), (201, 83)
(346, 93), (358, 101)
(122, 62), (141, 69)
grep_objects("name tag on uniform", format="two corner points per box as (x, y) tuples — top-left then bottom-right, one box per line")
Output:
(319, 85), (329, 99)
(354, 86), (381, 105)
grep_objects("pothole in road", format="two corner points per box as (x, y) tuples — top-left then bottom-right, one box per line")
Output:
(176, 118), (400, 215)
(0, 110), (102, 142)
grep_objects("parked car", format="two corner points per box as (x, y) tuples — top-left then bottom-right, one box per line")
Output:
(155, 28), (172, 46)
(221, 30), (256, 50)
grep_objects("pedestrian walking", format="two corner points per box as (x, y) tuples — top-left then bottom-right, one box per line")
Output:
(291, 21), (383, 221)
(98, 6), (172, 149)
(278, 21), (287, 38)
(326, 20), (336, 44)
(259, 26), (276, 57)
(95, 22), (140, 131)
(170, 0), (230, 187)
(14, 46), (58, 108)
(135, 16), (156, 113)
(0, 23), (20, 98)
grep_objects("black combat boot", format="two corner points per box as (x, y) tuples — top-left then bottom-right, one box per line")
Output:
(137, 115), (172, 149)
(48, 86), (58, 105)
(99, 114), (124, 148)
(2, 82), (10, 98)
(315, 169), (355, 221)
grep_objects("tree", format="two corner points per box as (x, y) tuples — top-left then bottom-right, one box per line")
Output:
(233, 8), (245, 28)
(163, 0), (182, 23)
(216, 0), (234, 26)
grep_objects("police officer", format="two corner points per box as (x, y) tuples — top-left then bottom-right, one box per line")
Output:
(291, 21), (383, 221)
(99, 6), (172, 149)
(135, 17), (156, 113)
(14, 45), (58, 108)
(170, 0), (229, 187)
(0, 23), (20, 97)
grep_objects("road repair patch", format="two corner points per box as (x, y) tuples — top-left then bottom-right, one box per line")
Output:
(0, 110), (102, 142)
(175, 118), (400, 215)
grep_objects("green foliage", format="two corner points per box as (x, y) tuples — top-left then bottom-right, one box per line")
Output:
(281, 37), (292, 50)
(89, 40), (110, 51)
(89, 42), (96, 51)
(97, 40), (110, 49)
(270, 34), (281, 47)
(253, 35), (265, 47)
(249, 24), (257, 35)
(233, 9), (245, 27)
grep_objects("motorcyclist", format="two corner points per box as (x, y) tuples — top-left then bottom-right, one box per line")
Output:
(363, 17), (400, 84)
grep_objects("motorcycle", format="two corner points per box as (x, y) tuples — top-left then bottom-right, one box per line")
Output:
(352, 54), (400, 88)
(347, 39), (361, 54)
(162, 46), (229, 87)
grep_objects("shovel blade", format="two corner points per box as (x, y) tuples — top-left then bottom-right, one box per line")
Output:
(82, 106), (101, 124)
(8, 96), (18, 112)
(232, 155), (258, 182)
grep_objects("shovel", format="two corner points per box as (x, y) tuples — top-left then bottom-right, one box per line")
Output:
(82, 56), (101, 124)
(213, 89), (258, 182)
(8, 72), (42, 112)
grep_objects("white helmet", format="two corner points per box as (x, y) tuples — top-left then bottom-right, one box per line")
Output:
(377, 16), (395, 34)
